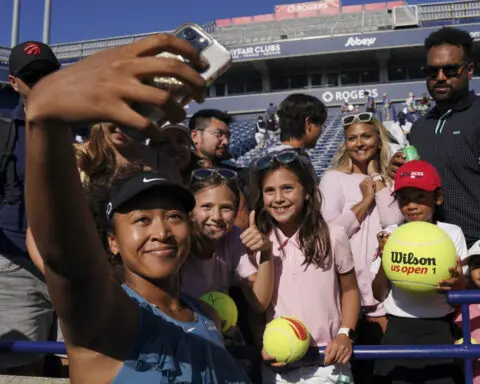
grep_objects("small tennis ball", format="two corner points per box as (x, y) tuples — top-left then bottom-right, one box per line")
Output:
(382, 222), (457, 293)
(455, 338), (478, 344)
(200, 291), (238, 333)
(263, 316), (310, 364)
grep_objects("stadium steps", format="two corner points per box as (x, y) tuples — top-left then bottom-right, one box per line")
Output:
(231, 115), (344, 176)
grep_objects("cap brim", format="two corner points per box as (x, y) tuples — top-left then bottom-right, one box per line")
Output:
(110, 179), (195, 217)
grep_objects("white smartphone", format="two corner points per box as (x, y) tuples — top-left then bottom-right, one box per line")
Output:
(132, 23), (232, 126)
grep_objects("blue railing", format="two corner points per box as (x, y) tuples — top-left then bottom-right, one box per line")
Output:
(0, 291), (478, 383)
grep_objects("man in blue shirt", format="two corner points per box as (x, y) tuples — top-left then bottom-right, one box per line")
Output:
(0, 41), (60, 375)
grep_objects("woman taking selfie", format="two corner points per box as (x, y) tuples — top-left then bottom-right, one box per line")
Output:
(24, 34), (250, 383)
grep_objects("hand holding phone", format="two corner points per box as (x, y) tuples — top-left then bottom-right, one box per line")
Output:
(131, 23), (232, 126)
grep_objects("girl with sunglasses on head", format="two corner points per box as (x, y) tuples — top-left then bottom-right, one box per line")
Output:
(319, 112), (403, 382)
(182, 168), (274, 313)
(250, 149), (360, 383)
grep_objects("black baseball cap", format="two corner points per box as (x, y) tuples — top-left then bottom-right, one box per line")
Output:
(106, 171), (196, 221)
(9, 41), (60, 77)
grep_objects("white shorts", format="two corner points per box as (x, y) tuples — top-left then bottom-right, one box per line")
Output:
(262, 363), (354, 384)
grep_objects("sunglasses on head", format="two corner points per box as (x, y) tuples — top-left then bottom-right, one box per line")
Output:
(255, 150), (302, 170)
(190, 168), (237, 182)
(422, 63), (469, 80)
(342, 112), (373, 127)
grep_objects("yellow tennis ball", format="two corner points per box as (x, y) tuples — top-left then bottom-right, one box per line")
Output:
(382, 221), (457, 293)
(455, 338), (478, 344)
(200, 291), (238, 333)
(263, 316), (311, 364)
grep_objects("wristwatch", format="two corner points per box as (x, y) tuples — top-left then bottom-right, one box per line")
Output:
(337, 327), (357, 343)
(370, 173), (384, 182)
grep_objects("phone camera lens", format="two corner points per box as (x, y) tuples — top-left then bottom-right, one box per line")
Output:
(183, 28), (197, 41)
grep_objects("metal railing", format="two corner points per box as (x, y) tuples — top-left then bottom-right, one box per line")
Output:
(0, 291), (479, 383)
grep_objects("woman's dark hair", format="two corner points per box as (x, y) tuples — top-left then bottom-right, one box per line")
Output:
(76, 123), (117, 183)
(248, 153), (332, 269)
(425, 27), (474, 62)
(84, 164), (145, 282)
(277, 94), (328, 143)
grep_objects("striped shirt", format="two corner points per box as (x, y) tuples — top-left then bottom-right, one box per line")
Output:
(409, 91), (480, 248)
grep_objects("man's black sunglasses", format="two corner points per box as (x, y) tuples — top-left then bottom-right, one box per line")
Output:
(422, 62), (470, 80)
(19, 70), (56, 87)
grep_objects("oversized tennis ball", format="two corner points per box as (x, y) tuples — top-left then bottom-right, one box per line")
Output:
(263, 316), (310, 363)
(382, 222), (457, 293)
(455, 338), (478, 344)
(200, 291), (238, 333)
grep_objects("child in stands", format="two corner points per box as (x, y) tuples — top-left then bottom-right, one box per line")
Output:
(181, 168), (274, 313)
(371, 160), (468, 384)
(249, 149), (360, 383)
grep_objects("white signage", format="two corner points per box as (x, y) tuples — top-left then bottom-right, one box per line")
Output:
(345, 37), (377, 48)
(229, 44), (281, 60)
(470, 31), (480, 39)
(321, 88), (379, 104)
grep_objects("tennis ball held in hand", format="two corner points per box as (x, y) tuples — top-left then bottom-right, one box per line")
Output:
(263, 316), (311, 364)
(382, 222), (457, 293)
(200, 291), (238, 333)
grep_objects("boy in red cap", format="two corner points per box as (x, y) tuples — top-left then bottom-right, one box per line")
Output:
(371, 160), (468, 384)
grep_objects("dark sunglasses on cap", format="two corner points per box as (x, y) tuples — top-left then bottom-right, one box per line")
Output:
(342, 112), (373, 127)
(422, 62), (469, 80)
(255, 150), (302, 170)
(190, 168), (237, 182)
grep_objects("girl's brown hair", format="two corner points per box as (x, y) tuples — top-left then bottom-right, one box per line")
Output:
(248, 152), (332, 269)
(188, 174), (241, 257)
(76, 123), (117, 183)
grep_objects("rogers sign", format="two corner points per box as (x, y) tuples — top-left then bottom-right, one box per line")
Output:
(275, 0), (339, 15)
(321, 88), (379, 104)
(230, 44), (281, 61)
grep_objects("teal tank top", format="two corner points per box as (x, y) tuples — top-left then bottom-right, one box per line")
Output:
(112, 284), (251, 383)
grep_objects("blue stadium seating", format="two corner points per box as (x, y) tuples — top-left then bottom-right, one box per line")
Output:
(232, 115), (344, 176)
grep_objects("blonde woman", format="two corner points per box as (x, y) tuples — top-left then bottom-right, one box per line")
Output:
(319, 112), (403, 382)
(76, 122), (181, 185)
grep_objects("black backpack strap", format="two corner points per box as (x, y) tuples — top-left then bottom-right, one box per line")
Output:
(0, 117), (18, 206)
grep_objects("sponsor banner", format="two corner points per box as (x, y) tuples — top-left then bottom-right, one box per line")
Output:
(228, 23), (480, 62)
(187, 79), (480, 113)
(275, 0), (340, 16)
(230, 44), (282, 61)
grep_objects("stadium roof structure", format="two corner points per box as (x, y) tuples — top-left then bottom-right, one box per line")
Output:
(0, 0), (478, 62)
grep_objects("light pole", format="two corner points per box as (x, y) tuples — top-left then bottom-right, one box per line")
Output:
(10, 0), (20, 47)
(43, 0), (52, 44)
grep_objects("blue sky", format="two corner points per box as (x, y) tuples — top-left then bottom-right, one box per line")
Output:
(0, 0), (290, 46)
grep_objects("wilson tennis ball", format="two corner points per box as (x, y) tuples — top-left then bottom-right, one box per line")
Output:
(200, 291), (238, 333)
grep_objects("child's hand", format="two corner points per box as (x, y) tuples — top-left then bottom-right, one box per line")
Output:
(376, 231), (390, 254)
(437, 260), (467, 292)
(261, 348), (286, 367)
(240, 211), (272, 253)
(324, 334), (353, 365)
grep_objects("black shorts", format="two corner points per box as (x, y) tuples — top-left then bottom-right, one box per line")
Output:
(373, 315), (464, 384)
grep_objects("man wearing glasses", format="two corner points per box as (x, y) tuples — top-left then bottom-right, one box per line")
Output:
(0, 41), (60, 375)
(189, 108), (240, 171)
(390, 27), (480, 252)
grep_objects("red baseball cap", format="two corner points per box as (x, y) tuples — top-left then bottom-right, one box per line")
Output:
(392, 160), (442, 194)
